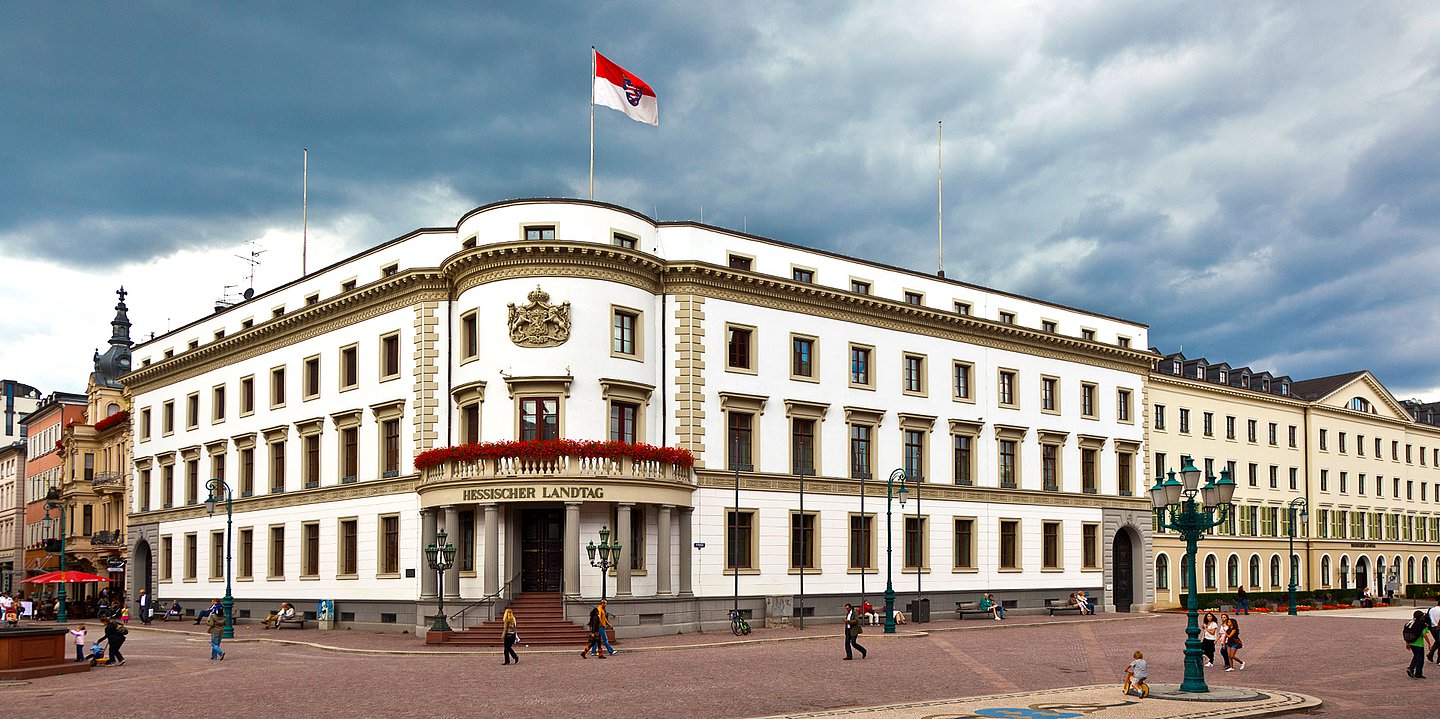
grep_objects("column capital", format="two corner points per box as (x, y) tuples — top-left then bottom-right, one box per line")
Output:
(616, 502), (636, 508)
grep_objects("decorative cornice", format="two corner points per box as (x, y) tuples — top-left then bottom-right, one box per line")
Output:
(131, 474), (419, 522)
(695, 469), (1152, 510)
(444, 241), (665, 296)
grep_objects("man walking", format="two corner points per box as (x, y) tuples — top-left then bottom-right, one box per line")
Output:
(1427, 597), (1440, 665)
(137, 590), (152, 626)
(207, 609), (226, 661)
(843, 603), (867, 660)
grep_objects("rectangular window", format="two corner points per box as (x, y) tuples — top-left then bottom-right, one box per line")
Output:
(340, 345), (358, 389)
(728, 254), (752, 271)
(1203, 412), (1214, 436)
(998, 370), (1017, 407)
(954, 518), (976, 570)
(302, 522), (320, 577)
(1041, 444), (1060, 491)
(240, 376), (254, 415)
(238, 528), (253, 579)
(269, 440), (286, 493)
(1248, 463), (1258, 487)
(1041, 377), (1058, 412)
(1154, 405), (1166, 430)
(382, 262), (399, 276)
(849, 514), (874, 570)
(903, 354), (926, 395)
(160, 536), (173, 581)
(792, 418), (816, 474)
(140, 407), (152, 440)
(380, 515), (400, 575)
(1041, 320), (1057, 333)
(998, 311), (1016, 324)
(1338, 431), (1347, 453)
(791, 335), (815, 379)
(525, 225), (556, 241)
(186, 393), (199, 429)
(903, 516), (927, 570)
(1226, 416), (1236, 440)
(1248, 420), (1257, 443)
(185, 459), (199, 505)
(850, 279), (870, 294)
(1269, 465), (1278, 489)
(1269, 422), (1278, 445)
(727, 412), (754, 470)
(726, 325), (754, 371)
(1081, 383), (1096, 417)
(458, 509), (476, 572)
(953, 361), (973, 400)
(460, 311), (478, 360)
(184, 533), (197, 580)
(999, 519), (1020, 569)
(1117, 451), (1134, 496)
(341, 427), (359, 482)
(380, 332), (401, 379)
(609, 402), (638, 443)
(270, 367), (286, 408)
(139, 469), (151, 511)
(210, 531), (225, 580)
(1319, 429), (1327, 450)
(244, 499), (286, 567)
(303, 434), (321, 488)
(162, 464), (175, 508)
(1179, 408), (1190, 433)
(849, 345), (873, 387)
(726, 510), (755, 570)
(212, 385), (226, 422)
(998, 439), (1018, 488)
(954, 301), (971, 315)
(1117, 389), (1131, 422)
(1289, 425), (1297, 447)
(849, 424), (873, 479)
(1081, 448), (1098, 494)
(339, 519), (358, 576)
(1082, 523), (1100, 569)
(789, 512), (817, 570)
(1042, 521), (1061, 569)
(383, 419), (401, 476)
(903, 291), (924, 305)
(612, 308), (638, 356)
(1340, 471), (1348, 493)
(903, 429), (925, 481)
(953, 434), (974, 486)
(303, 355), (321, 399)
(461, 403), (480, 444)
(520, 397), (560, 441)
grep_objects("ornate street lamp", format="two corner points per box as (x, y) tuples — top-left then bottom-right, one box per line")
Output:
(883, 468), (910, 634)
(425, 528), (457, 632)
(1286, 496), (1307, 616)
(204, 478), (235, 639)
(42, 488), (67, 623)
(586, 525), (622, 602)
(730, 435), (751, 626)
(1150, 456), (1237, 693)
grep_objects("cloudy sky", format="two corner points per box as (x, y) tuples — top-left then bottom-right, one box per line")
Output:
(4, 1), (1440, 401)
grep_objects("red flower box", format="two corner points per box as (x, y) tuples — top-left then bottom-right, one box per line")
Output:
(93, 410), (129, 433)
(415, 439), (695, 471)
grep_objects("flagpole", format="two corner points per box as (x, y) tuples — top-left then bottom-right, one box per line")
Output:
(937, 121), (944, 278)
(302, 148), (309, 276)
(590, 47), (596, 200)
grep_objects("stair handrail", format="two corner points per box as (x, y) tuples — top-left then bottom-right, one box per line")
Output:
(447, 570), (522, 630)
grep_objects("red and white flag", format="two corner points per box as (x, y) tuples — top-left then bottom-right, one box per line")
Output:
(593, 49), (658, 126)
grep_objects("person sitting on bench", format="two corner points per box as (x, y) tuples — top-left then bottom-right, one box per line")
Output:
(194, 598), (222, 625)
(264, 602), (296, 628)
(979, 593), (1006, 620)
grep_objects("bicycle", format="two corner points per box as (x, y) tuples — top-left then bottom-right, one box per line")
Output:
(729, 609), (751, 636)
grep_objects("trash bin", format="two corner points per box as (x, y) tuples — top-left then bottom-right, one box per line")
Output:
(918, 597), (931, 623)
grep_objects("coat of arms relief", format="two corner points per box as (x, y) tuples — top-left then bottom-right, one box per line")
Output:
(507, 285), (572, 347)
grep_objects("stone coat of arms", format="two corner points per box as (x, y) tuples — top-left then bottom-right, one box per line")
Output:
(507, 285), (572, 347)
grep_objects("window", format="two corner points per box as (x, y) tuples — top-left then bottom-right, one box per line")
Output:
(303, 434), (321, 488)
(186, 393), (199, 429)
(1041, 320), (1057, 333)
(1339, 431), (1347, 453)
(140, 407), (152, 440)
(1204, 555), (1217, 589)
(1042, 521), (1061, 569)
(1246, 419), (1257, 443)
(726, 510), (756, 570)
(1041, 376), (1058, 412)
(460, 311), (478, 360)
(1203, 412), (1214, 437)
(185, 458), (199, 505)
(789, 512), (817, 570)
(382, 263), (399, 276)
(239, 447), (254, 497)
(848, 423), (873, 479)
(1117, 451), (1134, 496)
(902, 429), (925, 481)
(850, 279), (871, 295)
(1350, 396), (1372, 412)
(954, 301), (971, 315)
(998, 311), (1015, 324)
(382, 419), (401, 476)
(1268, 423), (1278, 446)
(272, 306), (285, 318)
(525, 225), (556, 241)
(340, 345), (358, 389)
(1117, 389), (1131, 422)
(1269, 465), (1278, 489)
(1319, 429), (1328, 450)
(212, 385), (226, 422)
(340, 279), (356, 292)
(1082, 523), (1100, 569)
(159, 536), (173, 581)
(1247, 463), (1258, 487)
(240, 376), (254, 415)
(1080, 328), (1096, 341)
(238, 528), (253, 579)
(998, 439), (1018, 488)
(612, 308), (639, 357)
(902, 354), (926, 395)
(379, 515), (400, 575)
(210, 531), (225, 580)
(339, 519), (358, 577)
(1081, 449), (1098, 494)
(726, 324), (754, 371)
(1081, 383), (1096, 418)
(1154, 405), (1166, 430)
(520, 397), (560, 441)
(380, 332), (401, 379)
(162, 464), (175, 508)
(849, 344), (873, 388)
(953, 361), (973, 401)
(727, 412), (754, 470)
(271, 367), (286, 407)
(791, 418), (817, 474)
(609, 402), (638, 444)
(269, 438), (286, 493)
(269, 530), (285, 579)
(460, 403), (480, 444)
(953, 518), (976, 569)
(1156, 554), (1169, 590)
(305, 293), (319, 306)
(791, 335), (815, 379)
(999, 519), (1020, 569)
(303, 355), (321, 399)
(903, 291), (924, 305)
(612, 233), (637, 249)
(998, 370), (1017, 407)
(727, 254), (752, 271)
(1226, 416), (1236, 440)
(903, 516), (927, 570)
(1289, 425), (1297, 447)
(302, 522), (320, 577)
(1041, 443), (1060, 491)
(787, 267), (814, 283)
(341, 427), (359, 483)
(849, 514), (875, 570)
(1179, 408), (1190, 433)
(952, 433), (974, 486)
(1117, 336), (1131, 348)
(139, 469), (152, 511)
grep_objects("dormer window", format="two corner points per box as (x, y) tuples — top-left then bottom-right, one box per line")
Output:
(1171, 361), (1180, 374)
(1350, 397), (1373, 413)
(1195, 366), (1205, 379)
(1278, 382), (1288, 396)
(1218, 371), (1227, 384)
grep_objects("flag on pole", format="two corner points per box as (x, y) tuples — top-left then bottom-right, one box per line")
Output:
(593, 49), (658, 126)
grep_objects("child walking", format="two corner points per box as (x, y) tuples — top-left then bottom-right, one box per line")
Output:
(69, 624), (87, 662)
(1123, 650), (1150, 698)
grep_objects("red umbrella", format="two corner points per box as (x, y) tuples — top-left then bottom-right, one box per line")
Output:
(24, 570), (111, 583)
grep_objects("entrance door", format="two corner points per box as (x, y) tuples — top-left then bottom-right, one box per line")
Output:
(135, 541), (153, 602)
(1112, 531), (1134, 612)
(1355, 557), (1369, 597)
(520, 509), (564, 593)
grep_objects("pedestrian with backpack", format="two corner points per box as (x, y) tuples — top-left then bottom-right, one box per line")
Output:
(1427, 598), (1440, 666)
(1406, 609), (1433, 679)
(97, 616), (126, 666)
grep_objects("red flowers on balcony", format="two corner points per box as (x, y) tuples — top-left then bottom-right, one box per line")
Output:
(415, 439), (695, 471)
(93, 409), (130, 433)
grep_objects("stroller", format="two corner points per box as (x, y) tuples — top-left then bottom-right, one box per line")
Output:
(88, 642), (113, 666)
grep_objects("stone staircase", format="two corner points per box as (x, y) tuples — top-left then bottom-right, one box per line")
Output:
(442, 593), (592, 647)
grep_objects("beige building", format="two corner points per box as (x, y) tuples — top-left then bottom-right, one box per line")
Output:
(1149, 353), (1440, 608)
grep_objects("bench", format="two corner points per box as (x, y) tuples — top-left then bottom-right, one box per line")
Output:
(1046, 598), (1085, 616)
(955, 601), (994, 619)
(277, 617), (309, 629)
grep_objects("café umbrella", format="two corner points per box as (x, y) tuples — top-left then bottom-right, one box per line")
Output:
(24, 570), (111, 583)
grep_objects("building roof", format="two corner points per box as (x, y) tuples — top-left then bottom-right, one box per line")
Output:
(1290, 371), (1367, 402)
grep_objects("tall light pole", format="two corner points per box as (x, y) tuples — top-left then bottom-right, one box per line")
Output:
(796, 461), (812, 629)
(857, 469), (870, 608)
(1150, 456), (1237, 694)
(586, 525), (621, 602)
(730, 434), (751, 625)
(425, 528), (456, 632)
(42, 488), (67, 623)
(883, 468), (909, 634)
(1286, 496), (1307, 616)
(204, 478), (234, 639)
(913, 474), (923, 622)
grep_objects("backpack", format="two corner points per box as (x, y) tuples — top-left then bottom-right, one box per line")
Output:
(1403, 620), (1422, 643)
(117, 623), (128, 636)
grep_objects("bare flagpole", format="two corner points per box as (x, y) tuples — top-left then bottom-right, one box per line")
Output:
(590, 47), (596, 200)
(937, 121), (944, 278)
(302, 148), (309, 276)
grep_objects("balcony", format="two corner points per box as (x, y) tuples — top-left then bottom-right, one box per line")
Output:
(92, 471), (125, 492)
(91, 530), (123, 546)
(417, 440), (696, 508)
(421, 454), (693, 485)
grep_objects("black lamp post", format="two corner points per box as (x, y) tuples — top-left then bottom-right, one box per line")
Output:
(1286, 496), (1307, 616)
(912, 474), (923, 622)
(425, 528), (457, 632)
(586, 525), (622, 602)
(882, 468), (909, 634)
(204, 478), (235, 639)
(1150, 456), (1237, 693)
(42, 489), (67, 623)
(730, 435), (751, 625)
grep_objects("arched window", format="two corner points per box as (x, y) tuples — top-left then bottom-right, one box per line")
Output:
(1349, 397), (1372, 413)
(1321, 555), (1331, 586)
(1340, 556), (1350, 589)
(1291, 554), (1301, 587)
(1204, 554), (1217, 589)
(1156, 554), (1170, 590)
(1424, 557), (1431, 584)
(1270, 555), (1282, 588)
(1180, 554), (1190, 590)
(106, 402), (120, 416)
(1249, 555), (1261, 588)
(1226, 555), (1240, 588)
(1408, 556), (1416, 584)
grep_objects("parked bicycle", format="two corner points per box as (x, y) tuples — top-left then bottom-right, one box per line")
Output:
(729, 609), (751, 636)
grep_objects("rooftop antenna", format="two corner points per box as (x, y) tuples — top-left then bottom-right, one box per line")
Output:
(236, 244), (267, 294)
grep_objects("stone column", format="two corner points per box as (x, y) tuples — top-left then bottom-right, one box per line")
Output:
(616, 503), (633, 597)
(564, 502), (581, 597)
(678, 506), (694, 596)
(657, 505), (674, 595)
(442, 505), (461, 600)
(420, 508), (438, 598)
(484, 503), (500, 597)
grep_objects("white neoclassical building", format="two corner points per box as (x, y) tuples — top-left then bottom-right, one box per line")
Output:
(125, 198), (1156, 636)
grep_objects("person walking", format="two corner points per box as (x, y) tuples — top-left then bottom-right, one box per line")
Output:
(1406, 609), (1433, 678)
(596, 599), (617, 656)
(1236, 586), (1249, 615)
(1426, 597), (1440, 666)
(501, 608), (519, 665)
(1201, 613), (1219, 668)
(1216, 613), (1231, 670)
(98, 616), (126, 666)
(137, 590), (152, 626)
(1223, 616), (1245, 671)
(842, 603), (867, 660)
(581, 603), (606, 658)
(206, 608), (226, 661)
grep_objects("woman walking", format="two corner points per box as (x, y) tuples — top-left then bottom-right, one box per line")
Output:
(207, 609), (226, 660)
(1201, 613), (1219, 668)
(501, 608), (520, 665)
(1216, 613), (1231, 670)
(98, 616), (126, 666)
(1223, 616), (1244, 671)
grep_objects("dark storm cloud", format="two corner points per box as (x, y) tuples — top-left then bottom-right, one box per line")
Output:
(4, 1), (1440, 396)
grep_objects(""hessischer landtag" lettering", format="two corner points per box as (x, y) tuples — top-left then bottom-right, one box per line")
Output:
(462, 486), (606, 501)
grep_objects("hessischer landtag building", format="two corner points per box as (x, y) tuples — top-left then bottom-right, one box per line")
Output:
(123, 198), (1157, 636)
